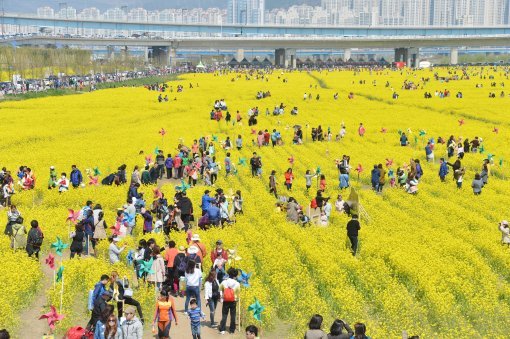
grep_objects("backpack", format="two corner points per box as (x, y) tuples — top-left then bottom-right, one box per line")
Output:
(310, 198), (318, 209)
(87, 290), (95, 311)
(34, 229), (44, 247)
(177, 255), (187, 272)
(223, 286), (235, 302)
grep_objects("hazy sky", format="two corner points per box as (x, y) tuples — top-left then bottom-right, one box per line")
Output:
(4, 0), (320, 12)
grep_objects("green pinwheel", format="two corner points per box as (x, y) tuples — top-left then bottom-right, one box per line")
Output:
(419, 130), (426, 136)
(175, 179), (191, 193)
(138, 257), (154, 278)
(247, 298), (265, 321)
(93, 167), (101, 176)
(51, 237), (69, 256)
(238, 158), (247, 166)
(154, 146), (160, 155)
(56, 265), (64, 282)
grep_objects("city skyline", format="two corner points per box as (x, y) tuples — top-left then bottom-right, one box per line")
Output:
(14, 0), (510, 27)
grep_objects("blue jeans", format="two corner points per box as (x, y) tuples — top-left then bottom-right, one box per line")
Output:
(191, 323), (201, 338)
(207, 297), (219, 324)
(339, 174), (349, 189)
(185, 286), (201, 313)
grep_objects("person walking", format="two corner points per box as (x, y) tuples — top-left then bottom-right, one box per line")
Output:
(121, 305), (144, 339)
(204, 269), (221, 328)
(269, 170), (278, 198)
(186, 298), (206, 339)
(184, 259), (202, 313)
(218, 267), (240, 335)
(26, 220), (43, 259)
(346, 215), (360, 256)
(152, 290), (177, 339)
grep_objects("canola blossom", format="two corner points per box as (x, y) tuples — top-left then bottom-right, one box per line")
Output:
(2, 67), (510, 337)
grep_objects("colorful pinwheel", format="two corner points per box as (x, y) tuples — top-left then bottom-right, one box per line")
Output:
(51, 237), (68, 256)
(237, 270), (252, 287)
(45, 253), (55, 270)
(138, 257), (155, 277)
(39, 305), (64, 330)
(247, 298), (265, 321)
(66, 209), (80, 223)
(458, 119), (465, 126)
(55, 265), (64, 282)
(175, 179), (191, 193)
(385, 158), (393, 167)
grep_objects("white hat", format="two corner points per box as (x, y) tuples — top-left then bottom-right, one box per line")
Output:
(188, 246), (199, 254)
(502, 220), (509, 226)
(50, 166), (55, 170)
(191, 234), (201, 241)
(112, 236), (120, 242)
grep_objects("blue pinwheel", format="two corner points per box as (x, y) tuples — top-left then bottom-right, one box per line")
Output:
(138, 257), (155, 278)
(248, 298), (265, 321)
(237, 270), (252, 287)
(127, 250), (134, 266)
(175, 179), (191, 193)
(51, 237), (69, 257)
(122, 212), (135, 225)
(238, 158), (247, 166)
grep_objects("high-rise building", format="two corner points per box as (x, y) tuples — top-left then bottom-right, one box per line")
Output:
(378, 0), (404, 26)
(228, 0), (265, 25)
(402, 0), (431, 26)
(37, 7), (55, 18)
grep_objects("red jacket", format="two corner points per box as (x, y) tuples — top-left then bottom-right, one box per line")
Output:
(210, 249), (228, 263)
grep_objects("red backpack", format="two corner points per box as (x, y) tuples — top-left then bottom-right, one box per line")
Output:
(223, 287), (235, 302)
(310, 198), (318, 209)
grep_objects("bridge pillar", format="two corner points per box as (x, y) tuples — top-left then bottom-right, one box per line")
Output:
(236, 49), (244, 62)
(169, 48), (177, 67)
(152, 46), (169, 66)
(408, 48), (419, 68)
(394, 48), (408, 64)
(450, 48), (459, 65)
(144, 47), (149, 63)
(343, 49), (351, 62)
(286, 48), (297, 69)
(107, 46), (115, 61)
(121, 46), (128, 62)
(275, 48), (286, 67)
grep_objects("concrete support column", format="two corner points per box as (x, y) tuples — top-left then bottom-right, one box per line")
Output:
(275, 48), (286, 67)
(144, 47), (149, 63)
(286, 48), (296, 69)
(169, 47), (177, 67)
(120, 46), (128, 62)
(107, 45), (115, 61)
(343, 48), (351, 62)
(394, 47), (408, 64)
(407, 47), (419, 68)
(450, 47), (459, 65)
(152, 46), (168, 66)
(236, 48), (244, 62)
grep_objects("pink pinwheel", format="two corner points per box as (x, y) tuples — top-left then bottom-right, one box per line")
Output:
(88, 175), (99, 186)
(153, 187), (163, 199)
(251, 128), (257, 135)
(66, 209), (80, 223)
(145, 155), (153, 165)
(355, 164), (364, 174)
(45, 253), (55, 270)
(493, 127), (499, 134)
(110, 221), (122, 236)
(385, 158), (393, 167)
(380, 127), (387, 133)
(288, 156), (294, 166)
(458, 119), (465, 126)
(39, 305), (64, 330)
(159, 128), (166, 136)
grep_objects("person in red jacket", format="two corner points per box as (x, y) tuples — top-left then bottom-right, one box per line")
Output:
(210, 240), (228, 281)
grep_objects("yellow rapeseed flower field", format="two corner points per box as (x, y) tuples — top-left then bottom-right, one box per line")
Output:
(2, 67), (510, 338)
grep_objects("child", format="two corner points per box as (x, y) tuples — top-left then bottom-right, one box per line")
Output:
(304, 170), (316, 192)
(187, 298), (205, 339)
(141, 208), (153, 235)
(319, 174), (326, 192)
(455, 167), (465, 189)
(388, 168), (396, 187)
(233, 190), (243, 215)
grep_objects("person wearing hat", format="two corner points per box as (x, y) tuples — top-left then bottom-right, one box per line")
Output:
(499, 221), (510, 247)
(186, 245), (202, 267)
(87, 290), (112, 331)
(201, 190), (216, 216)
(109, 237), (125, 264)
(190, 233), (207, 260)
(121, 305), (144, 339)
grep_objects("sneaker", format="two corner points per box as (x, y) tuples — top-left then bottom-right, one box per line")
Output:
(219, 331), (225, 335)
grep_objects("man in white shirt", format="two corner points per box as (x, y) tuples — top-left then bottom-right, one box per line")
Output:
(218, 268), (240, 334)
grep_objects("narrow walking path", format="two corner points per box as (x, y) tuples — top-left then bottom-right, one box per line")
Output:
(17, 258), (54, 338)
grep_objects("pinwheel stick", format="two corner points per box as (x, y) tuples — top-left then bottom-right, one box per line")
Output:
(53, 270), (56, 289)
(59, 274), (64, 314)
